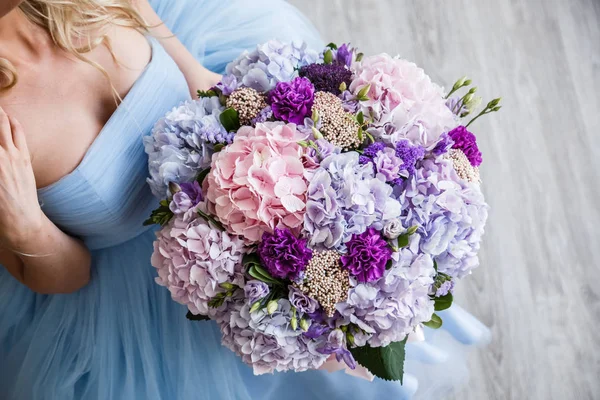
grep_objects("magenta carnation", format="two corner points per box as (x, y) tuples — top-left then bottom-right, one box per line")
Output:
(448, 125), (482, 167)
(205, 122), (316, 243)
(268, 77), (315, 124)
(340, 228), (393, 283)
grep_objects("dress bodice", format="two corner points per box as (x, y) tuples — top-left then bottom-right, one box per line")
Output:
(37, 38), (190, 250)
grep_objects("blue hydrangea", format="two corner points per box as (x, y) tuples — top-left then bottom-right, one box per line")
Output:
(144, 97), (229, 198)
(393, 157), (489, 278)
(303, 152), (402, 251)
(225, 40), (320, 93)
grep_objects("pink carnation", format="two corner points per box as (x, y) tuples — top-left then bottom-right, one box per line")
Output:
(205, 122), (316, 243)
(350, 54), (456, 149)
(152, 204), (246, 319)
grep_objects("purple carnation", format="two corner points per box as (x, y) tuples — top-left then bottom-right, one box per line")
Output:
(395, 140), (426, 176)
(341, 228), (393, 283)
(268, 77), (315, 125)
(448, 126), (482, 167)
(257, 228), (313, 280)
(298, 63), (353, 96)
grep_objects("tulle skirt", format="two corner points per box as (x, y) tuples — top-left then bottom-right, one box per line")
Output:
(0, 1), (490, 398)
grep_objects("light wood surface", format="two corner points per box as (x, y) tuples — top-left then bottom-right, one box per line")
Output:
(287, 0), (600, 399)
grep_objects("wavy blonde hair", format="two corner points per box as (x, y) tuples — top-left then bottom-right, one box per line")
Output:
(0, 0), (149, 92)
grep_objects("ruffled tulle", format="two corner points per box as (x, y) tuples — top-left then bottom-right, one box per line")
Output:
(0, 1), (490, 399)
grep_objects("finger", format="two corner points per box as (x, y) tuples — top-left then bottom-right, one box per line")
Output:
(0, 106), (12, 148)
(8, 115), (27, 152)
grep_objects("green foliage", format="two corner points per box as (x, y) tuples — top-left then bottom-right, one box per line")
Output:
(434, 292), (453, 311)
(143, 200), (174, 226)
(197, 89), (218, 98)
(196, 168), (211, 186)
(326, 42), (338, 50)
(219, 107), (241, 132)
(423, 313), (443, 329)
(196, 209), (225, 231)
(349, 338), (408, 383)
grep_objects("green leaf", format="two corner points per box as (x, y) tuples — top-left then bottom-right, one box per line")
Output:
(324, 49), (334, 65)
(434, 292), (453, 311)
(355, 52), (364, 62)
(248, 265), (282, 285)
(213, 143), (225, 152)
(186, 310), (210, 321)
(197, 209), (225, 231)
(397, 234), (410, 249)
(349, 338), (408, 383)
(219, 107), (241, 132)
(423, 313), (443, 329)
(385, 259), (394, 270)
(197, 89), (217, 98)
(357, 111), (364, 125)
(326, 42), (338, 50)
(196, 168), (211, 186)
(143, 202), (174, 226)
(433, 260), (438, 272)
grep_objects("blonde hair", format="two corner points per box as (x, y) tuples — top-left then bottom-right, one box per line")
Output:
(0, 0), (149, 92)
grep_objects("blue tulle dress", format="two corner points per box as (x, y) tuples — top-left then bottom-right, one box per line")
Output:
(0, 1), (490, 399)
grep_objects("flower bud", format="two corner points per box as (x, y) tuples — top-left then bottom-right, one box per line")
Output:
(356, 84), (371, 100)
(291, 316), (298, 330)
(168, 181), (181, 195)
(266, 300), (278, 315)
(324, 49), (334, 65)
(311, 127), (324, 140)
(299, 318), (310, 332)
(406, 225), (418, 235)
(339, 82), (347, 92)
(250, 300), (262, 313)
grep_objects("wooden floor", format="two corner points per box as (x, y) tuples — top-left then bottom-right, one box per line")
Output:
(287, 0), (600, 399)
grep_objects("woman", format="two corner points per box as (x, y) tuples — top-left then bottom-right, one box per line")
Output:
(0, 1), (490, 399)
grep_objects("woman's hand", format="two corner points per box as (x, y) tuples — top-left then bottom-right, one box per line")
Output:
(0, 106), (43, 248)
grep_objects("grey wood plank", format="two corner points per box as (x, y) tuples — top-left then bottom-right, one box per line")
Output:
(287, 1), (600, 399)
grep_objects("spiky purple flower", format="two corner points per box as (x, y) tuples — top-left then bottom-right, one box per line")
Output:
(395, 140), (426, 176)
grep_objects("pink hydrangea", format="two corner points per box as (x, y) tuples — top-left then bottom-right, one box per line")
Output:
(350, 54), (457, 149)
(151, 204), (247, 319)
(205, 122), (316, 243)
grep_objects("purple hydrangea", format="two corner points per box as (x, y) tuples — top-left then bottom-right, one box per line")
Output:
(225, 40), (320, 92)
(144, 97), (230, 198)
(219, 300), (328, 374)
(216, 74), (239, 96)
(298, 63), (353, 95)
(435, 280), (454, 297)
(251, 105), (273, 125)
(336, 238), (436, 347)
(448, 126), (482, 167)
(341, 228), (393, 283)
(303, 152), (402, 250)
(340, 90), (359, 113)
(317, 329), (356, 369)
(288, 286), (319, 314)
(244, 280), (270, 304)
(257, 228), (313, 280)
(393, 157), (488, 278)
(268, 77), (315, 124)
(395, 139), (426, 177)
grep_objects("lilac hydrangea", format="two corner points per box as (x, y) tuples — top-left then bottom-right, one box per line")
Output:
(144, 97), (230, 198)
(336, 236), (436, 347)
(435, 280), (454, 297)
(225, 40), (320, 93)
(219, 300), (328, 374)
(151, 204), (247, 319)
(303, 152), (402, 250)
(394, 157), (488, 278)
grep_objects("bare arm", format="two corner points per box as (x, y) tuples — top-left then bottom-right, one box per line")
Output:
(0, 108), (90, 294)
(134, 0), (221, 97)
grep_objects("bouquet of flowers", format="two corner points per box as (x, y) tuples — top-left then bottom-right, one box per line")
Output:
(144, 40), (500, 380)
